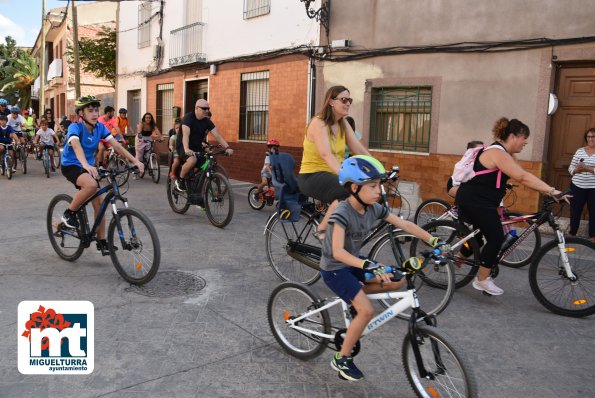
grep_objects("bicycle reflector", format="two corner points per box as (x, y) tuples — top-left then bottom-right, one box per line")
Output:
(283, 311), (292, 321)
(425, 387), (440, 398)
(572, 299), (588, 306)
(564, 247), (577, 253)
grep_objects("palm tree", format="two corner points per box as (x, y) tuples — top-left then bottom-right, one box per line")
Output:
(0, 53), (38, 109)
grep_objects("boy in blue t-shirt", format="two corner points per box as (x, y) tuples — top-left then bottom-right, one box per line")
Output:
(320, 155), (445, 381)
(60, 95), (144, 254)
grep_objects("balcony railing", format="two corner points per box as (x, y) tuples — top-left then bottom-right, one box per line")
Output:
(47, 59), (63, 81)
(169, 22), (206, 67)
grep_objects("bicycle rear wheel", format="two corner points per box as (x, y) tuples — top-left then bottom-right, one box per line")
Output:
(528, 237), (595, 318)
(47, 194), (84, 261)
(414, 198), (452, 226)
(369, 233), (455, 319)
(108, 208), (160, 285)
(166, 178), (190, 214)
(499, 211), (541, 268)
(150, 152), (160, 183)
(265, 210), (321, 285)
(402, 326), (478, 398)
(203, 172), (234, 228)
(248, 186), (266, 210)
(412, 220), (480, 289)
(267, 282), (331, 360)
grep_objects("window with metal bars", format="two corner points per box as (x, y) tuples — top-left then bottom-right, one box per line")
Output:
(243, 0), (270, 19)
(369, 87), (432, 153)
(239, 71), (269, 142)
(138, 1), (151, 49)
(156, 83), (174, 136)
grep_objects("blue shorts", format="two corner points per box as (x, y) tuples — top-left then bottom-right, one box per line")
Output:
(320, 267), (366, 304)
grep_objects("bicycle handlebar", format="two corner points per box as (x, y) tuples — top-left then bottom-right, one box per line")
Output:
(363, 249), (446, 281)
(97, 165), (139, 180)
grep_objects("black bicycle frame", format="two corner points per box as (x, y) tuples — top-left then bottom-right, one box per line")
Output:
(69, 178), (128, 248)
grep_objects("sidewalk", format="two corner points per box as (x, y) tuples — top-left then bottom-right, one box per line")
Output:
(0, 166), (593, 397)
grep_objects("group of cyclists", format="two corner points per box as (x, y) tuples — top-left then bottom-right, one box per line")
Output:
(2, 83), (580, 385)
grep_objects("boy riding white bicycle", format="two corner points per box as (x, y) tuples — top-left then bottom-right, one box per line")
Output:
(320, 155), (447, 381)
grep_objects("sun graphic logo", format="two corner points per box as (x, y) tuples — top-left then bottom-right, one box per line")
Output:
(18, 301), (94, 374)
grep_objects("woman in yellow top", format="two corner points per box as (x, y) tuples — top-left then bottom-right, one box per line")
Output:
(298, 85), (370, 240)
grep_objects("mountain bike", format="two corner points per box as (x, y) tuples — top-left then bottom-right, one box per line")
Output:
(264, 168), (456, 319)
(166, 144), (234, 228)
(105, 145), (130, 188)
(416, 192), (595, 317)
(138, 139), (161, 183)
(38, 144), (55, 178)
(46, 165), (161, 285)
(248, 179), (276, 210)
(267, 251), (478, 397)
(0, 143), (14, 180)
(414, 185), (540, 268)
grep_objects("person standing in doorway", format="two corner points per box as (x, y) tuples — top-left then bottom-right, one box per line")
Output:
(568, 127), (595, 241)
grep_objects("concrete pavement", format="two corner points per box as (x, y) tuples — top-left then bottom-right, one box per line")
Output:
(0, 163), (594, 397)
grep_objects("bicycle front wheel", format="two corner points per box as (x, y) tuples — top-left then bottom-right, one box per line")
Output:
(265, 210), (321, 285)
(108, 208), (161, 285)
(203, 172), (234, 228)
(53, 147), (61, 168)
(47, 194), (84, 261)
(150, 152), (160, 183)
(19, 147), (27, 174)
(6, 155), (12, 179)
(414, 198), (452, 226)
(248, 186), (265, 210)
(166, 178), (190, 214)
(369, 233), (455, 319)
(267, 282), (331, 360)
(528, 237), (595, 318)
(499, 211), (541, 268)
(107, 157), (130, 187)
(413, 220), (480, 289)
(402, 326), (478, 398)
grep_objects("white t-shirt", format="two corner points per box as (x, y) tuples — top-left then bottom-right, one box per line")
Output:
(36, 128), (56, 145)
(7, 114), (25, 132)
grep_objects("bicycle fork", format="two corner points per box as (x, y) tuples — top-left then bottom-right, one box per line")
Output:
(553, 230), (578, 281)
(409, 311), (442, 380)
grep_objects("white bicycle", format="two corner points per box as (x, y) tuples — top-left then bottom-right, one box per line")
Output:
(267, 250), (478, 397)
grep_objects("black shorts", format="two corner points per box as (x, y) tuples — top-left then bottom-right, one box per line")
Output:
(62, 165), (93, 189)
(298, 172), (350, 204)
(15, 132), (23, 138)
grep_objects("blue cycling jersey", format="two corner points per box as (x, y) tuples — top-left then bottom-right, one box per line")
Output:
(0, 125), (14, 144)
(61, 121), (111, 167)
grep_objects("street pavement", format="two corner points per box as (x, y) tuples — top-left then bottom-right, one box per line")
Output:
(0, 162), (594, 398)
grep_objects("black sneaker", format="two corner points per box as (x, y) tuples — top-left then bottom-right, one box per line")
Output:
(331, 352), (364, 381)
(61, 210), (79, 229)
(175, 178), (187, 191)
(96, 239), (117, 256)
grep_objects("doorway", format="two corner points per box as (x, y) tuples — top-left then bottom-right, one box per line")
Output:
(547, 65), (595, 218)
(184, 79), (208, 115)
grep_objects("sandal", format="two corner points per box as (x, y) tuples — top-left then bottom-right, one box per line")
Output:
(313, 230), (326, 242)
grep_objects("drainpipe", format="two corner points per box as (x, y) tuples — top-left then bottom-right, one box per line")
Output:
(307, 57), (317, 123)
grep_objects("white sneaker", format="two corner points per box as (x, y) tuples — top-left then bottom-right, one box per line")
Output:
(472, 277), (503, 295)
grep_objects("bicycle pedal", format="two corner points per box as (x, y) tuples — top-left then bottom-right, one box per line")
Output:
(482, 291), (493, 297)
(337, 373), (348, 381)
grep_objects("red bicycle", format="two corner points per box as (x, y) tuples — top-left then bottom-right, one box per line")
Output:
(248, 180), (275, 210)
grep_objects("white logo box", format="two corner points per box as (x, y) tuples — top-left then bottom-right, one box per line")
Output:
(18, 301), (94, 375)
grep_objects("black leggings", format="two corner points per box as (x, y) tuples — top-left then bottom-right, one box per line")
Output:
(458, 205), (504, 269)
(569, 182), (595, 238)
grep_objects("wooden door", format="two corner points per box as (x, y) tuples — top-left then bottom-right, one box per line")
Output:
(547, 66), (595, 217)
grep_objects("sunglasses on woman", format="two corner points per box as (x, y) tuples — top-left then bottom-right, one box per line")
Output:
(333, 97), (353, 105)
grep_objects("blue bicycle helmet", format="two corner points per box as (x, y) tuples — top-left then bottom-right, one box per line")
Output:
(0, 99), (7, 106)
(338, 155), (386, 186)
(11, 105), (20, 113)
